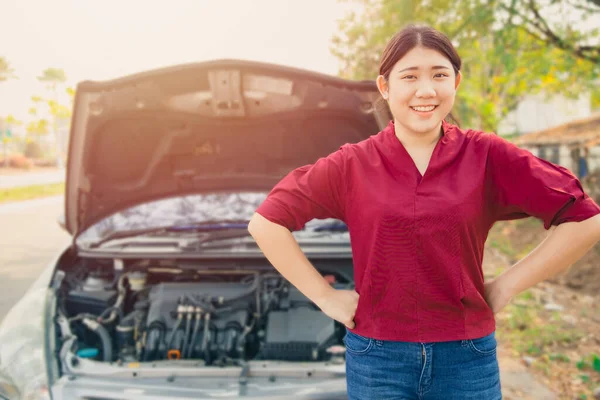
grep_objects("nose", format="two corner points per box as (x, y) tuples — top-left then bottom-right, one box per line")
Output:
(415, 82), (436, 98)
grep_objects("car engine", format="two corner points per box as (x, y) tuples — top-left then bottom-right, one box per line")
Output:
(57, 259), (352, 366)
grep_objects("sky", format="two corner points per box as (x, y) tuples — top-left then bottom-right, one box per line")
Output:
(0, 0), (360, 121)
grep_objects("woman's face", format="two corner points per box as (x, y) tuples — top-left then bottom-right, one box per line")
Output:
(376, 46), (461, 137)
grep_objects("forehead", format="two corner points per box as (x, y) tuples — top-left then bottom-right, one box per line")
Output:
(392, 46), (452, 70)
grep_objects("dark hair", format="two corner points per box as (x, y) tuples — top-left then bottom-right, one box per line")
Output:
(380, 24), (461, 78)
(377, 24), (462, 125)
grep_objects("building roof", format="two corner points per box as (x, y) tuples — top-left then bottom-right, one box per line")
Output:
(514, 113), (600, 147)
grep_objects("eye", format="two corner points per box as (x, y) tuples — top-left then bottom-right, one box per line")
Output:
(434, 73), (449, 78)
(402, 75), (417, 80)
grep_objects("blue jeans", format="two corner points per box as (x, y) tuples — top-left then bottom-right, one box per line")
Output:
(344, 328), (502, 399)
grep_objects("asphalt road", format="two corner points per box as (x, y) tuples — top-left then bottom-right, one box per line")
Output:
(0, 196), (70, 322)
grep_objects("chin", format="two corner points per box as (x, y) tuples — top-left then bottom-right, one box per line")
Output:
(406, 120), (443, 135)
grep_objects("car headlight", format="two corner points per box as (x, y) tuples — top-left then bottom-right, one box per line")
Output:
(0, 372), (19, 399)
(0, 279), (56, 400)
(21, 375), (50, 400)
(0, 341), (50, 400)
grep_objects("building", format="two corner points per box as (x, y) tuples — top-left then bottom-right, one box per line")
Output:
(513, 113), (600, 178)
(497, 92), (593, 136)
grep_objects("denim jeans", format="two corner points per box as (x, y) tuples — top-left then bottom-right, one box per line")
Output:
(344, 328), (502, 399)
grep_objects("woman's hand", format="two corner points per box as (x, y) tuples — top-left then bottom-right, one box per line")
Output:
(484, 278), (514, 314)
(315, 288), (359, 329)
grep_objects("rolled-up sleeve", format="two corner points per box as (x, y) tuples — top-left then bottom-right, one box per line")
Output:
(487, 134), (600, 229)
(255, 146), (348, 231)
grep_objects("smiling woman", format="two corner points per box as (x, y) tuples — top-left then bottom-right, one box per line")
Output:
(249, 23), (600, 400)
(375, 26), (462, 150)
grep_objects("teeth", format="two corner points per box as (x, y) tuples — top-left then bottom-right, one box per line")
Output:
(412, 106), (436, 112)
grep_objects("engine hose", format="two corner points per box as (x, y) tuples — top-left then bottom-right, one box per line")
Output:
(201, 312), (211, 354)
(82, 318), (113, 362)
(102, 274), (127, 324)
(187, 310), (202, 359)
(167, 315), (183, 350)
(237, 319), (255, 359)
(142, 322), (165, 361)
(98, 306), (124, 322)
(181, 306), (193, 359)
(255, 273), (261, 318)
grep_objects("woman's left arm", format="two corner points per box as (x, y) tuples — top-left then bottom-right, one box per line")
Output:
(484, 133), (600, 314)
(486, 214), (600, 313)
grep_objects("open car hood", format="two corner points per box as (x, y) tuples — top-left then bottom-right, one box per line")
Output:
(65, 59), (388, 236)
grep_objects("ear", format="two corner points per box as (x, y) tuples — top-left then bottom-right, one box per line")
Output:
(376, 75), (389, 99)
(455, 71), (462, 90)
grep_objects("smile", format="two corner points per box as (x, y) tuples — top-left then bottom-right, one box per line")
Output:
(410, 105), (437, 112)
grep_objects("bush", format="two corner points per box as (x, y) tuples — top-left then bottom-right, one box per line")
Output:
(0, 154), (34, 169)
(24, 141), (44, 159)
(33, 159), (58, 167)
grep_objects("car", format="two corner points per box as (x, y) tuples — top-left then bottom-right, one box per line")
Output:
(0, 59), (389, 399)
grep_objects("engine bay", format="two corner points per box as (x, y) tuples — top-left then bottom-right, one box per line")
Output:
(55, 258), (353, 367)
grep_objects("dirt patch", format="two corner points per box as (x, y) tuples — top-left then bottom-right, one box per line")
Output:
(489, 217), (600, 297)
(486, 219), (600, 399)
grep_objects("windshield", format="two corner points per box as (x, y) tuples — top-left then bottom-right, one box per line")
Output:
(76, 192), (348, 248)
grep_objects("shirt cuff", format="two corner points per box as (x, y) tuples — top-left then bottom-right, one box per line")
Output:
(255, 199), (301, 231)
(551, 195), (600, 228)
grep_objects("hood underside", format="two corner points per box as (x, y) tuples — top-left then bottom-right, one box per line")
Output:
(66, 59), (388, 236)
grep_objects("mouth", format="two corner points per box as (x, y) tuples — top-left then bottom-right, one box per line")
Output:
(410, 105), (438, 114)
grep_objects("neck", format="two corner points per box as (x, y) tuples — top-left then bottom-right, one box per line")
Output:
(393, 120), (443, 149)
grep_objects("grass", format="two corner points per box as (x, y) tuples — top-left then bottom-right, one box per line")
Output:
(498, 289), (585, 350)
(495, 287), (588, 386)
(0, 182), (65, 204)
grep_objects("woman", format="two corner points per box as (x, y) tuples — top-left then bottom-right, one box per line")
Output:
(248, 25), (600, 399)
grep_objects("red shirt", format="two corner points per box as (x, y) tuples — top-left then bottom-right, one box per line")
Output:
(255, 120), (600, 342)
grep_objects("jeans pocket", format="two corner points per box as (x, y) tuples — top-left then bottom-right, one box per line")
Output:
(466, 332), (497, 356)
(343, 330), (374, 355)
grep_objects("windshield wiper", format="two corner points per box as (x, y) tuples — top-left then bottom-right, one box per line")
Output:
(90, 220), (250, 249)
(90, 220), (348, 250)
(311, 221), (348, 232)
(181, 232), (351, 252)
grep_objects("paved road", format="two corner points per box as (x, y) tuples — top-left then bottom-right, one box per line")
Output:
(0, 169), (66, 189)
(0, 196), (70, 322)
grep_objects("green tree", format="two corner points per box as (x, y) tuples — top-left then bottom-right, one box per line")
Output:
(26, 96), (50, 157)
(1, 114), (22, 167)
(331, 0), (599, 131)
(0, 57), (16, 82)
(37, 68), (67, 92)
(501, 0), (600, 65)
(4, 115), (21, 126)
(37, 68), (69, 167)
(26, 119), (49, 137)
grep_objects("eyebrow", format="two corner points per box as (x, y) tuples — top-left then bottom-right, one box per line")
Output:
(398, 66), (451, 73)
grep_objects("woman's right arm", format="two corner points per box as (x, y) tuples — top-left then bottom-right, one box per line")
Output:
(248, 212), (359, 329)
